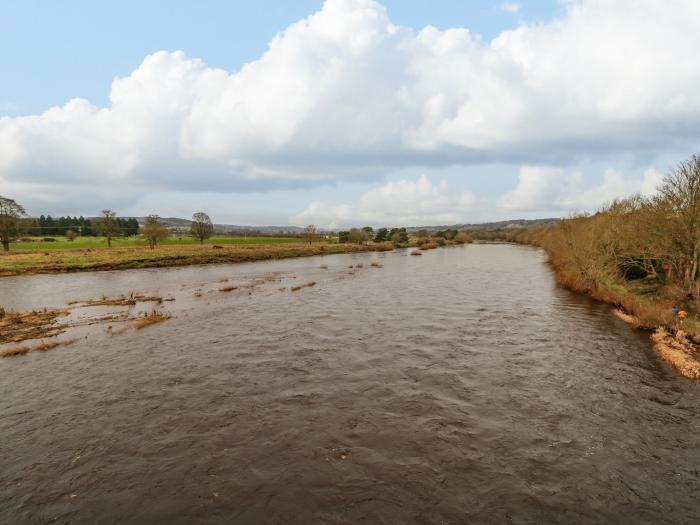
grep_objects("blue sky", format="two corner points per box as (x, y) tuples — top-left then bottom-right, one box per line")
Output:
(1, 0), (698, 227)
(2, 1), (561, 115)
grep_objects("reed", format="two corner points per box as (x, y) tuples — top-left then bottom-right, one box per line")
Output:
(134, 311), (171, 329)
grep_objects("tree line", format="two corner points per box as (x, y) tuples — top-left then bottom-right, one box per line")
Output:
(337, 227), (409, 245)
(0, 202), (216, 252)
(25, 215), (140, 237)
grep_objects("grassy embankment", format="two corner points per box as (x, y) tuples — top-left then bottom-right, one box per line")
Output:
(0, 236), (395, 276)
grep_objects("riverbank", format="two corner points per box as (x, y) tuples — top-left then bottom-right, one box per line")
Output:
(499, 227), (700, 380)
(548, 257), (700, 379)
(0, 241), (394, 277)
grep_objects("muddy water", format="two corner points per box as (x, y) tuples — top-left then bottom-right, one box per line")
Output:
(1, 244), (699, 524)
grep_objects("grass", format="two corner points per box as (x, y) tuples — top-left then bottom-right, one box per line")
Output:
(134, 310), (171, 329)
(67, 293), (168, 307)
(1, 338), (80, 358)
(0, 241), (392, 277)
(0, 308), (69, 344)
(1, 345), (31, 357)
(11, 235), (302, 251)
(419, 241), (439, 250)
(290, 281), (317, 292)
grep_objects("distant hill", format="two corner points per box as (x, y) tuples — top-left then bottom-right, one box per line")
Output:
(133, 217), (304, 234)
(131, 216), (558, 234)
(407, 218), (559, 233)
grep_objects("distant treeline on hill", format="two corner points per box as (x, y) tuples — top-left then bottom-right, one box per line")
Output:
(25, 215), (140, 236)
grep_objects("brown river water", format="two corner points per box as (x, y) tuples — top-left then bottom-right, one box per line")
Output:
(1, 244), (699, 524)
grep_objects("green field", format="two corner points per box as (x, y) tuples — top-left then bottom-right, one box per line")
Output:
(0, 240), (392, 277)
(12, 235), (305, 251)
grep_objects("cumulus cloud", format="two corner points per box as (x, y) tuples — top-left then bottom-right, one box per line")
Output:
(499, 166), (664, 212)
(293, 166), (665, 228)
(291, 176), (476, 227)
(1, 0), (699, 211)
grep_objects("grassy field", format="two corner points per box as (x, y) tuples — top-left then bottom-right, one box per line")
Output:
(11, 235), (302, 251)
(0, 239), (394, 276)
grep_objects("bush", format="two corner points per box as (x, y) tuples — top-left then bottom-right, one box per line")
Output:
(348, 228), (370, 244)
(454, 231), (472, 243)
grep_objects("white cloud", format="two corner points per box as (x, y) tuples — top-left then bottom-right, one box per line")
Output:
(500, 3), (521, 14)
(294, 166), (665, 227)
(1, 0), (699, 212)
(499, 166), (577, 211)
(500, 166), (664, 212)
(291, 175), (476, 227)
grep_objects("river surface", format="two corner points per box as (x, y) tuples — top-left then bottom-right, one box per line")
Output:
(0, 244), (698, 524)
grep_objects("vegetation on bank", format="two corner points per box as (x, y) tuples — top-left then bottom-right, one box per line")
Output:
(9, 235), (302, 251)
(0, 192), (475, 276)
(0, 241), (398, 276)
(0, 308), (69, 344)
(470, 154), (700, 377)
(471, 156), (700, 333)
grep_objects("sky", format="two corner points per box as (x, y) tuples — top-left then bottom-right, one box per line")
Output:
(1, 0), (698, 228)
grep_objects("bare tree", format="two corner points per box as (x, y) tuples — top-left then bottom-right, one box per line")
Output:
(658, 154), (700, 290)
(140, 215), (169, 249)
(348, 228), (369, 244)
(304, 224), (317, 244)
(66, 229), (78, 242)
(454, 231), (473, 244)
(191, 212), (214, 244)
(94, 210), (120, 247)
(0, 196), (26, 253)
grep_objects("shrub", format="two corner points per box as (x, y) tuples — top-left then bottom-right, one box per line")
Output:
(454, 231), (473, 244)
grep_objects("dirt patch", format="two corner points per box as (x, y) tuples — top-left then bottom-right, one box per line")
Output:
(650, 328), (700, 379)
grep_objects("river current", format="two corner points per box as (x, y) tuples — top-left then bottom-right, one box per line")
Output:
(0, 243), (698, 523)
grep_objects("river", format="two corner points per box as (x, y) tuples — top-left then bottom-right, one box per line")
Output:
(0, 243), (698, 523)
